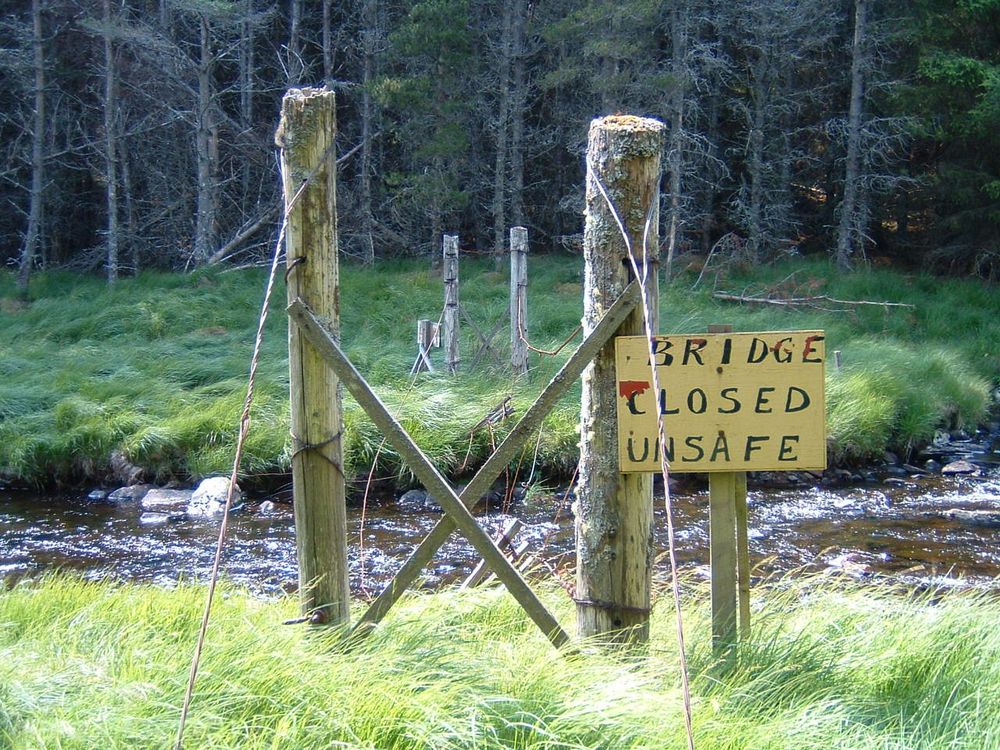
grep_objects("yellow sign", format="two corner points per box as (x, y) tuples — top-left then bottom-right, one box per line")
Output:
(615, 331), (826, 473)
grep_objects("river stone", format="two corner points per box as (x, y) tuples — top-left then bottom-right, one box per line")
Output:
(189, 476), (241, 516)
(87, 489), (108, 502)
(924, 459), (942, 473)
(141, 488), (193, 511)
(107, 483), (152, 504)
(942, 459), (978, 476)
(139, 510), (186, 525)
(943, 509), (1000, 528)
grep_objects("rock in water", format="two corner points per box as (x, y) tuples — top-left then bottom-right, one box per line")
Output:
(141, 488), (193, 511)
(108, 484), (152, 505)
(189, 476), (241, 516)
(942, 459), (978, 476)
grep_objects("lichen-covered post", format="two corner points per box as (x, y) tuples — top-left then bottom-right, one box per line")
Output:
(443, 234), (460, 375)
(575, 115), (664, 643)
(276, 87), (349, 625)
(510, 226), (529, 375)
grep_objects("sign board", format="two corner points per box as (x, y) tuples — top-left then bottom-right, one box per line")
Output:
(615, 331), (826, 473)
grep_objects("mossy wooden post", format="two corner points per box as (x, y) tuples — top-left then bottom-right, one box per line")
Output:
(708, 323), (749, 654)
(576, 115), (664, 643)
(510, 226), (529, 374)
(443, 235), (460, 375)
(276, 87), (349, 625)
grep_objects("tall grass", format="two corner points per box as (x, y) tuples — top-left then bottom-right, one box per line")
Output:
(0, 256), (996, 485)
(1, 574), (999, 748)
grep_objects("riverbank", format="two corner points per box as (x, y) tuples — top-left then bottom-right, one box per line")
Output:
(1, 257), (996, 487)
(2, 574), (999, 748)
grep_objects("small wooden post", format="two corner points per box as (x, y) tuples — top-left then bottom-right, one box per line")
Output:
(443, 234), (460, 375)
(411, 319), (437, 375)
(576, 115), (664, 644)
(510, 226), (529, 374)
(707, 323), (750, 655)
(276, 87), (349, 625)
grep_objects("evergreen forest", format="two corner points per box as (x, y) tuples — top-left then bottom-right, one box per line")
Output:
(3, 0), (999, 291)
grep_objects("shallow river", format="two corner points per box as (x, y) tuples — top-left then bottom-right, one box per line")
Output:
(3, 445), (999, 597)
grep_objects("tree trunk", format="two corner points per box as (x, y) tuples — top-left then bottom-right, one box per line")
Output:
(17, 0), (46, 297)
(103, 0), (120, 284)
(747, 72), (767, 260)
(239, 0), (255, 208)
(664, 4), (688, 280)
(193, 15), (216, 264)
(322, 0), (333, 84)
(288, 0), (302, 86)
(576, 115), (664, 644)
(701, 91), (720, 254)
(491, 0), (514, 271)
(836, 0), (868, 271)
(359, 0), (377, 265)
(509, 0), (528, 228)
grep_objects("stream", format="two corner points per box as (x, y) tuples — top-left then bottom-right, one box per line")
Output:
(2, 438), (999, 597)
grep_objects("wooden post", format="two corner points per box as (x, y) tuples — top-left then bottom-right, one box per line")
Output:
(276, 87), (349, 625)
(707, 323), (749, 655)
(443, 235), (460, 375)
(576, 115), (664, 643)
(411, 319), (437, 375)
(510, 226), (529, 374)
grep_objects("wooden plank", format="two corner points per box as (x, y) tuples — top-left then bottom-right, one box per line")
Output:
(461, 518), (522, 589)
(288, 298), (569, 649)
(443, 235), (460, 374)
(277, 88), (349, 625)
(735, 471), (751, 640)
(350, 281), (641, 633)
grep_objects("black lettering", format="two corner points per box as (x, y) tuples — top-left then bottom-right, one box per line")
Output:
(681, 435), (704, 462)
(754, 387), (776, 413)
(773, 337), (793, 363)
(710, 434), (731, 462)
(778, 435), (800, 462)
(719, 387), (741, 414)
(784, 386), (810, 413)
(744, 435), (770, 461)
(720, 337), (733, 365)
(626, 436), (649, 463)
(658, 389), (680, 415)
(650, 338), (673, 366)
(626, 393), (645, 415)
(747, 337), (769, 364)
(683, 338), (708, 365)
(687, 388), (708, 414)
(662, 436), (674, 463)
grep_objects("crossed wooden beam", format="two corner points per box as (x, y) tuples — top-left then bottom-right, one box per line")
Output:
(287, 281), (640, 649)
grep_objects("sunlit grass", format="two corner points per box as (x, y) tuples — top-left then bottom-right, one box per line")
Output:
(1, 575), (999, 748)
(0, 256), (996, 484)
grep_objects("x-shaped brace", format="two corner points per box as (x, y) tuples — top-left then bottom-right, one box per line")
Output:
(287, 281), (639, 649)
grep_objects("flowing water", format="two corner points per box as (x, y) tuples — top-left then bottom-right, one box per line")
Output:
(2, 437), (999, 597)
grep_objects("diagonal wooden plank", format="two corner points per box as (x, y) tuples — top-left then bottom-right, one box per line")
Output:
(349, 281), (641, 632)
(288, 298), (571, 648)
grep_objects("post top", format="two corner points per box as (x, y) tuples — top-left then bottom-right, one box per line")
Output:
(593, 115), (665, 134)
(283, 86), (334, 102)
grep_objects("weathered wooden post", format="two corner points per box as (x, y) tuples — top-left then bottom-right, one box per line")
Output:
(411, 319), (438, 375)
(510, 226), (529, 374)
(443, 234), (460, 374)
(276, 87), (349, 625)
(576, 115), (664, 643)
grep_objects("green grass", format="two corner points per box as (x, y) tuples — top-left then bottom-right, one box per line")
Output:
(1, 574), (999, 748)
(0, 256), (996, 485)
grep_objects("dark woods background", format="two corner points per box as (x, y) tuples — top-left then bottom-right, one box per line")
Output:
(2, 0), (998, 289)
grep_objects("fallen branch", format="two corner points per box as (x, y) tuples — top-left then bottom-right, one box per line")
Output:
(713, 291), (915, 310)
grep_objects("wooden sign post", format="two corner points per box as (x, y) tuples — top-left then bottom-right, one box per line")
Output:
(615, 328), (826, 654)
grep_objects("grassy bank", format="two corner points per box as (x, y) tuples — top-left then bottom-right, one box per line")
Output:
(0, 256), (996, 486)
(1, 575), (999, 748)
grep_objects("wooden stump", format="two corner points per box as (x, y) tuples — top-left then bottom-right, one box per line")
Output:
(276, 87), (349, 626)
(575, 115), (665, 644)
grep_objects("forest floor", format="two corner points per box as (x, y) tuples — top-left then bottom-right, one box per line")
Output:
(0, 255), (997, 488)
(2, 573), (999, 749)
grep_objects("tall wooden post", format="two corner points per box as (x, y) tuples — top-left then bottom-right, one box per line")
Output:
(510, 226), (529, 375)
(276, 88), (349, 625)
(443, 234), (460, 375)
(576, 115), (664, 643)
(708, 323), (750, 655)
